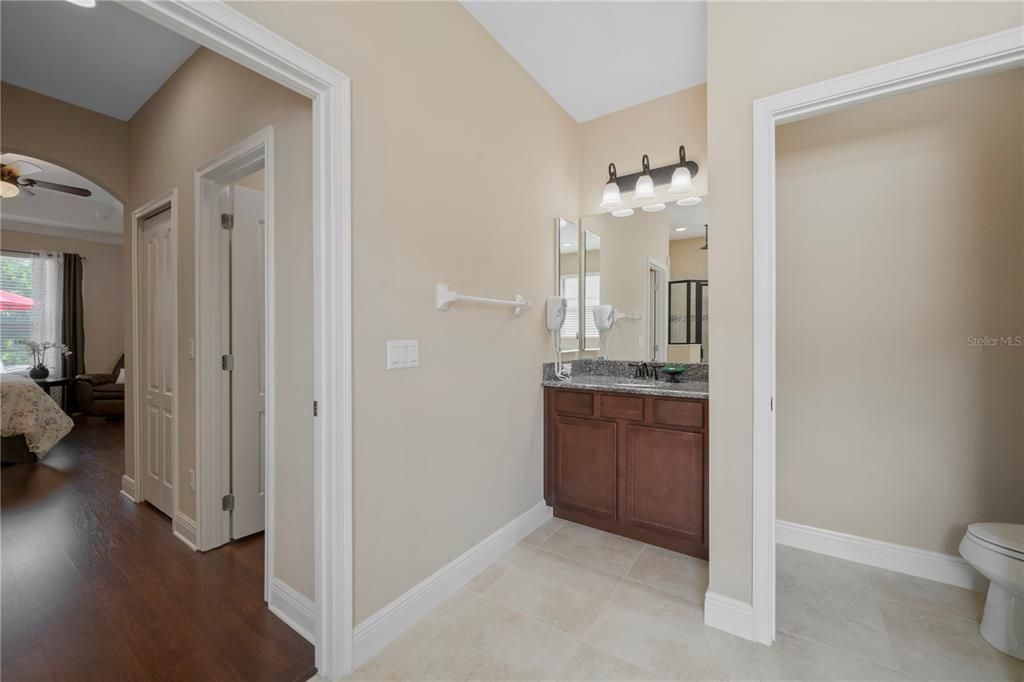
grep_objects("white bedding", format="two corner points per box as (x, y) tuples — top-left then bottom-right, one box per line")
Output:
(1, 374), (74, 457)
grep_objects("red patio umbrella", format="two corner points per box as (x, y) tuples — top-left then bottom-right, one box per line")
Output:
(0, 290), (34, 311)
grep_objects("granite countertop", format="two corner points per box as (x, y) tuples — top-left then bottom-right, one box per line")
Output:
(542, 374), (709, 399)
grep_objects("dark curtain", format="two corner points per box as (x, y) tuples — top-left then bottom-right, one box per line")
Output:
(61, 254), (85, 410)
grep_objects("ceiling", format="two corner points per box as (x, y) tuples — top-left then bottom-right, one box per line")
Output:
(1, 0), (198, 121)
(462, 1), (706, 122)
(1, 153), (123, 241)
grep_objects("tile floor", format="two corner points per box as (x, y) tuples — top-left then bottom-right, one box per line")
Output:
(346, 519), (1024, 680)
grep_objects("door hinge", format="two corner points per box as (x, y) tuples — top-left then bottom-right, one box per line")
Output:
(313, 400), (319, 417)
(221, 213), (234, 230)
(222, 493), (235, 512)
(221, 354), (234, 371)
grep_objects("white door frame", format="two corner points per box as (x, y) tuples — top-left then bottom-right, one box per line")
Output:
(749, 26), (1024, 646)
(647, 258), (668, 362)
(122, 2), (353, 677)
(193, 127), (273, 555)
(128, 189), (180, 531)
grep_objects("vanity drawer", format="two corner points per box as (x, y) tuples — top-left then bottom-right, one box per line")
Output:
(553, 390), (593, 416)
(600, 394), (644, 421)
(651, 398), (704, 429)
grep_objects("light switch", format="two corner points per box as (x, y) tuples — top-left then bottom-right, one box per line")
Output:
(387, 339), (419, 369)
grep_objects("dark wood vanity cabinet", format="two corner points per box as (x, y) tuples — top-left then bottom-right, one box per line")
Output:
(544, 388), (708, 559)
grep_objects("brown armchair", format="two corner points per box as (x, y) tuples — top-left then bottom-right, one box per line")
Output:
(75, 354), (125, 418)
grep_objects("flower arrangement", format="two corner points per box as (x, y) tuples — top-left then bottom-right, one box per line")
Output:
(17, 340), (72, 379)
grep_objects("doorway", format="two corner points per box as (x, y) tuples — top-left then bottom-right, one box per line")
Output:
(648, 259), (668, 362)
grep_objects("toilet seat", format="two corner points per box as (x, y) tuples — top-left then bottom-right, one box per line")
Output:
(967, 523), (1024, 561)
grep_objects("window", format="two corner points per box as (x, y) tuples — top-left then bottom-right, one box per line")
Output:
(0, 251), (63, 374)
(560, 273), (600, 351)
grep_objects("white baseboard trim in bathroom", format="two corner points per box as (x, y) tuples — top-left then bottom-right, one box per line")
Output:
(704, 591), (754, 640)
(172, 512), (198, 551)
(352, 501), (553, 669)
(120, 475), (138, 503)
(269, 578), (316, 644)
(776, 520), (987, 593)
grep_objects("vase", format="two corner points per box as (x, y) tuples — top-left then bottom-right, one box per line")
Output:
(29, 364), (49, 380)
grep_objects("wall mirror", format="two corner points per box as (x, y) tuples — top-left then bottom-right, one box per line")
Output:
(556, 218), (580, 355)
(567, 197), (708, 364)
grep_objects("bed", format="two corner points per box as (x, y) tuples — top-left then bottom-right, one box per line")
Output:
(1, 374), (74, 462)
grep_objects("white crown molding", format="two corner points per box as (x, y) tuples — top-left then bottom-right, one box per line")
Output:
(270, 579), (317, 644)
(777, 521), (986, 593)
(352, 502), (552, 670)
(1, 219), (124, 245)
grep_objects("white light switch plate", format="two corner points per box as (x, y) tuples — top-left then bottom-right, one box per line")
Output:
(387, 339), (419, 369)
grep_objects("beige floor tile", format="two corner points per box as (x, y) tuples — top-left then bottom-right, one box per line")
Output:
(585, 579), (738, 680)
(777, 550), (900, 669)
(347, 587), (478, 680)
(485, 549), (620, 637)
(558, 644), (664, 681)
(539, 522), (644, 576)
(880, 598), (1024, 680)
(391, 598), (579, 681)
(861, 564), (985, 620)
(521, 517), (565, 546)
(626, 544), (708, 603)
(730, 632), (908, 681)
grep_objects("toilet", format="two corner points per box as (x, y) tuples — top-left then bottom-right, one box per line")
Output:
(960, 523), (1024, 660)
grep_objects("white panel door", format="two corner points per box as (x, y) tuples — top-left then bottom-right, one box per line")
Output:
(139, 208), (175, 517)
(230, 185), (266, 539)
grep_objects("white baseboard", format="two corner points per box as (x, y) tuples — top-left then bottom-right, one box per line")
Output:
(269, 578), (316, 644)
(352, 501), (553, 669)
(121, 475), (138, 503)
(704, 591), (754, 640)
(777, 520), (987, 593)
(172, 512), (198, 551)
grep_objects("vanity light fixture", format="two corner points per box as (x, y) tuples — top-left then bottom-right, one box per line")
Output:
(634, 155), (656, 200)
(600, 145), (700, 217)
(599, 163), (623, 210)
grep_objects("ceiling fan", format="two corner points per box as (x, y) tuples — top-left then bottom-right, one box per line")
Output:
(1, 161), (92, 199)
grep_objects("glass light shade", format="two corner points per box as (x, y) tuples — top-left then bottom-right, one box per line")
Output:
(0, 180), (20, 199)
(642, 202), (666, 213)
(611, 208), (634, 218)
(600, 181), (623, 209)
(634, 173), (655, 200)
(676, 196), (702, 207)
(669, 166), (694, 194)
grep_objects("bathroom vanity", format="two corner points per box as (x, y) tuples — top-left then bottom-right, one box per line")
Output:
(543, 373), (708, 560)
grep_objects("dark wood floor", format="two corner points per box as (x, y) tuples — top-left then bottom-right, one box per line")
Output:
(1, 419), (315, 681)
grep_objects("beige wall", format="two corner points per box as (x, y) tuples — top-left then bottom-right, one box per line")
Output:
(126, 47), (314, 595)
(231, 1), (579, 622)
(0, 225), (124, 374)
(670, 237), (707, 281)
(777, 68), (1024, 556)
(707, 1), (1024, 603)
(579, 85), (707, 216)
(0, 84), (130, 201)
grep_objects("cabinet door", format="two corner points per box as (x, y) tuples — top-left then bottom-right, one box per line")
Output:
(624, 425), (704, 544)
(553, 416), (617, 520)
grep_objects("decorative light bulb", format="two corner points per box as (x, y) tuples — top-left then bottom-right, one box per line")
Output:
(669, 166), (693, 194)
(642, 203), (666, 213)
(676, 196), (702, 207)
